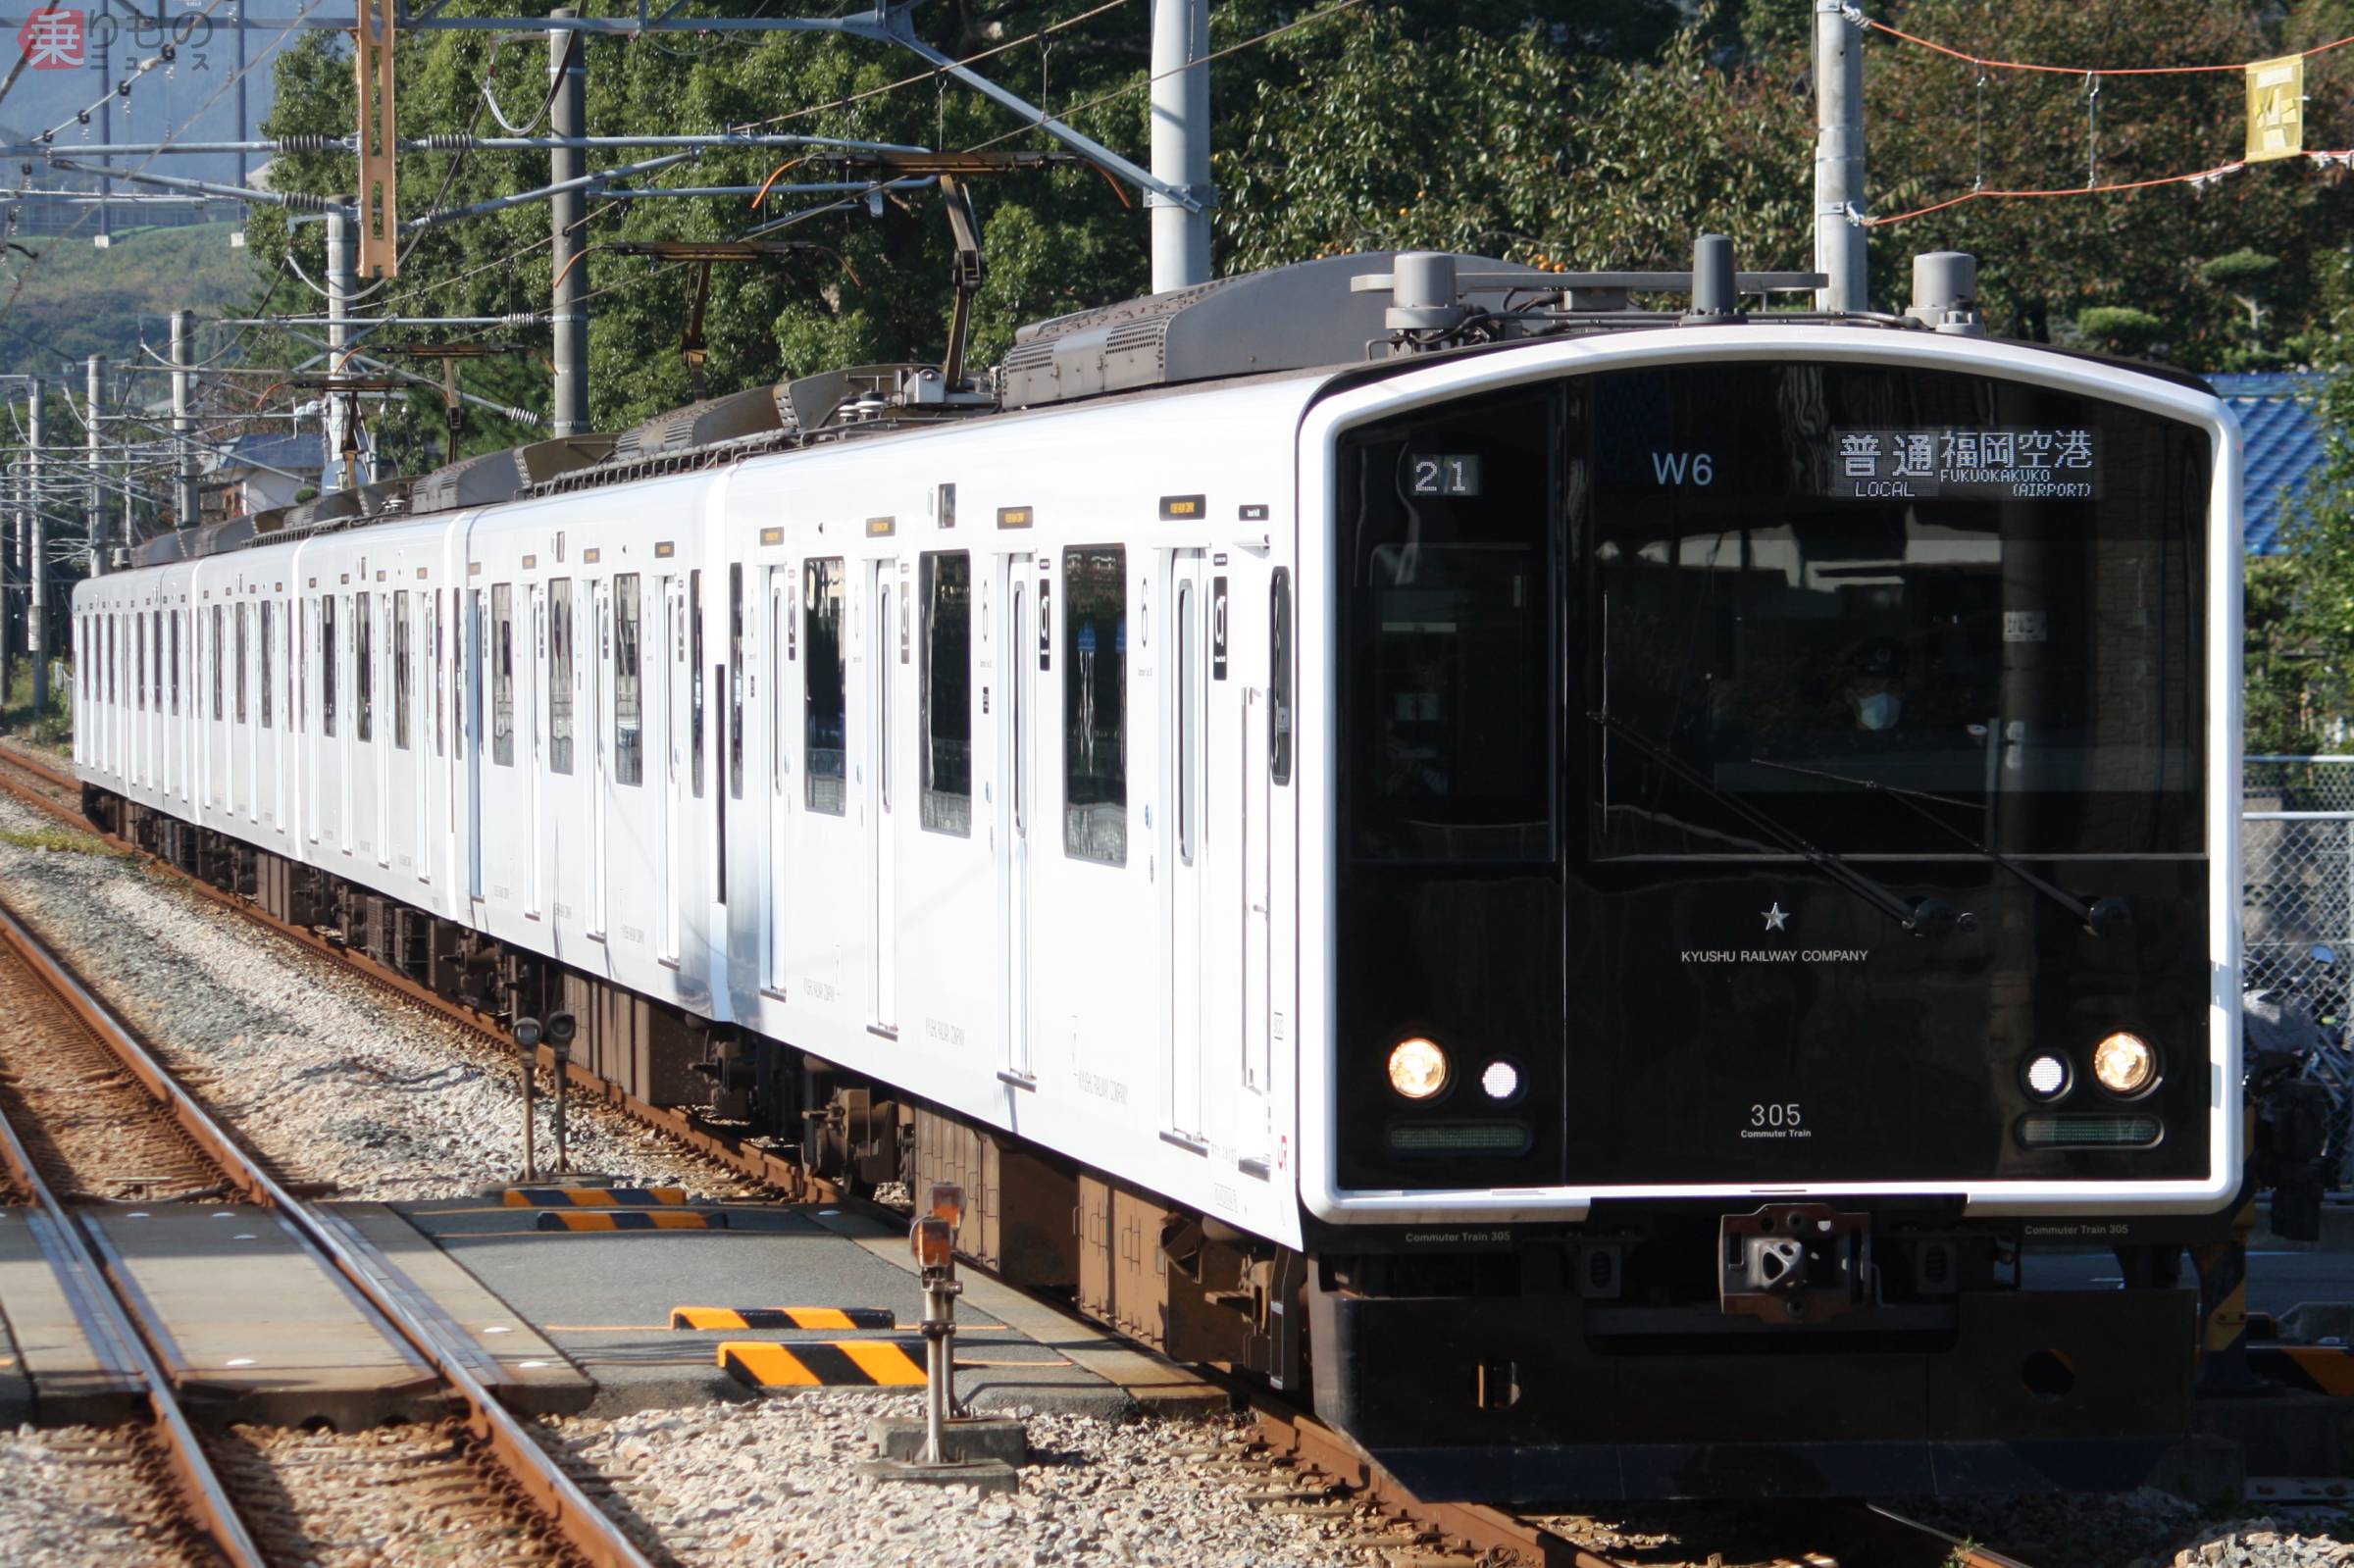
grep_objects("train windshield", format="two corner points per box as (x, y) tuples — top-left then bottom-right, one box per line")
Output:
(1588, 361), (2207, 859)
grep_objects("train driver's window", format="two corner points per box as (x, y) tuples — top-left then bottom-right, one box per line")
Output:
(615, 573), (643, 786)
(210, 605), (224, 721)
(235, 603), (249, 724)
(803, 557), (844, 814)
(1062, 545), (1127, 865)
(491, 583), (515, 766)
(356, 591), (374, 742)
(547, 579), (573, 774)
(323, 596), (338, 737)
(920, 550), (971, 835)
(393, 590), (411, 750)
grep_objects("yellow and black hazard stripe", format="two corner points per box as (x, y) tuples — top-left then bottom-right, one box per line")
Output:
(2251, 1343), (2354, 1397)
(718, 1339), (928, 1388)
(504, 1187), (693, 1208)
(672, 1306), (896, 1331)
(534, 1210), (727, 1232)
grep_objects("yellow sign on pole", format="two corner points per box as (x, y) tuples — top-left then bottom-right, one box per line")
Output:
(354, 0), (399, 279)
(2247, 54), (2304, 164)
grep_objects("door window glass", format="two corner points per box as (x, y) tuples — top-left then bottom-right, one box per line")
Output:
(804, 557), (845, 814)
(356, 592), (373, 742)
(260, 602), (275, 730)
(491, 582), (514, 766)
(321, 596), (336, 736)
(1062, 546), (1126, 865)
(392, 590), (411, 750)
(921, 551), (972, 835)
(548, 580), (573, 774)
(691, 569), (705, 798)
(615, 573), (643, 786)
(210, 605), (223, 721)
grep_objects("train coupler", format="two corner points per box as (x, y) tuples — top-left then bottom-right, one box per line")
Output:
(1718, 1202), (1873, 1325)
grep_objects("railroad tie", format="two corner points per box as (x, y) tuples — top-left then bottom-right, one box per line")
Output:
(671, 1306), (897, 1331)
(502, 1186), (692, 1208)
(533, 1209), (725, 1232)
(717, 1340), (928, 1388)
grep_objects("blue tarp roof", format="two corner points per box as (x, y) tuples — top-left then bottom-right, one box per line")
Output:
(2213, 372), (2330, 555)
(223, 431), (324, 474)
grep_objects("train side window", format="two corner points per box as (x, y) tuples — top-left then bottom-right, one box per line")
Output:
(691, 569), (705, 799)
(920, 550), (971, 835)
(107, 613), (117, 708)
(803, 557), (845, 815)
(615, 572), (643, 786)
(210, 604), (223, 721)
(1270, 568), (1293, 784)
(260, 602), (275, 730)
(356, 591), (374, 742)
(234, 603), (249, 725)
(547, 579), (573, 774)
(134, 614), (146, 711)
(729, 563), (745, 799)
(392, 590), (411, 750)
(170, 609), (181, 717)
(1062, 545), (1127, 866)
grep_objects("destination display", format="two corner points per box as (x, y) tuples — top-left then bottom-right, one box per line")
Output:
(1829, 427), (2099, 500)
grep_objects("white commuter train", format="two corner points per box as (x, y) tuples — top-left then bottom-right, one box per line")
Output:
(73, 244), (2247, 1500)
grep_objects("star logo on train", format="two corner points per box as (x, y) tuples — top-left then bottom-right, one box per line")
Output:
(1763, 902), (1790, 933)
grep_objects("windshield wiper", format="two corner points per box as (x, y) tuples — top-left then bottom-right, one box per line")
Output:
(1745, 758), (2130, 938)
(1589, 710), (1971, 940)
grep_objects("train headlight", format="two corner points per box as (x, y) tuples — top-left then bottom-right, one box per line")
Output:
(1388, 1037), (1450, 1101)
(2091, 1032), (2156, 1097)
(2022, 1054), (2069, 1100)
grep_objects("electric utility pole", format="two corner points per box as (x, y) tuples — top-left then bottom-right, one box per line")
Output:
(172, 310), (198, 530)
(326, 210), (357, 489)
(27, 379), (45, 716)
(85, 355), (105, 577)
(549, 11), (588, 436)
(1814, 0), (1868, 312)
(1149, 0), (1212, 293)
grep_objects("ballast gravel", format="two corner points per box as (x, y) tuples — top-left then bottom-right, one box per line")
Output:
(0, 1423), (210, 1567)
(0, 787), (757, 1201)
(534, 1396), (1437, 1568)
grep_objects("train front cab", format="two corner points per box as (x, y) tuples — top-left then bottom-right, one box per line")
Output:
(1295, 331), (2241, 1499)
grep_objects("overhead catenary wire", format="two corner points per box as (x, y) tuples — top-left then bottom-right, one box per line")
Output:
(1861, 15), (2354, 77)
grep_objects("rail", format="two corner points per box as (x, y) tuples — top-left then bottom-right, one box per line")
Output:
(0, 884), (657, 1568)
(0, 1012), (267, 1565)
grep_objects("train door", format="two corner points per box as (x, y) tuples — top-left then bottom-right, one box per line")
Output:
(661, 574), (684, 967)
(870, 559), (897, 1034)
(765, 565), (790, 991)
(375, 592), (391, 864)
(410, 591), (428, 882)
(1166, 550), (1208, 1142)
(339, 592), (356, 855)
(466, 586), (486, 902)
(1237, 579), (1278, 1175)
(526, 582), (544, 918)
(1000, 552), (1038, 1085)
(588, 577), (609, 939)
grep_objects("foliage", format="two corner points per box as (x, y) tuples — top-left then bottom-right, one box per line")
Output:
(0, 223), (268, 378)
(2073, 305), (2168, 357)
(2, 658), (73, 753)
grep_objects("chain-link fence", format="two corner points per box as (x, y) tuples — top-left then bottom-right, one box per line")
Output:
(2244, 757), (2354, 1015)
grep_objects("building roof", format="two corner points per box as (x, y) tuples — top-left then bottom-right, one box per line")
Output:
(2214, 372), (2331, 555)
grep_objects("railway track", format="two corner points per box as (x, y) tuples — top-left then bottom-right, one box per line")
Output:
(0, 739), (2040, 1568)
(0, 872), (654, 1568)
